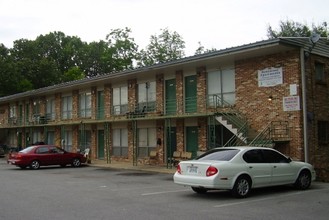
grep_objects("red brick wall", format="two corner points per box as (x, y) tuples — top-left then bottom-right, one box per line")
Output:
(104, 84), (111, 118)
(176, 70), (183, 115)
(235, 50), (304, 160)
(305, 54), (329, 181)
(156, 74), (164, 114)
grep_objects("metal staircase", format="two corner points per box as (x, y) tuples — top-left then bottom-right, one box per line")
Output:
(220, 116), (290, 147)
(210, 95), (290, 147)
(215, 112), (248, 146)
(248, 122), (274, 147)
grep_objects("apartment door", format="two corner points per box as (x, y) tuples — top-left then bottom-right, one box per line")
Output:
(186, 126), (198, 158)
(185, 75), (197, 113)
(165, 79), (176, 114)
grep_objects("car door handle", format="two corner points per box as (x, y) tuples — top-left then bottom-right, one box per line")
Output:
(273, 166), (277, 168)
(249, 166), (253, 169)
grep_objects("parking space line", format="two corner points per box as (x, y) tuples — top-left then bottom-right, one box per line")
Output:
(142, 189), (190, 196)
(110, 185), (166, 192)
(214, 188), (329, 208)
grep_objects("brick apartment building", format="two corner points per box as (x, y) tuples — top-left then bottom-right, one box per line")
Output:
(1, 37), (329, 181)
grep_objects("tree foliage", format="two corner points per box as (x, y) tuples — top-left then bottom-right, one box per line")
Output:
(2, 21), (329, 97)
(106, 27), (139, 71)
(138, 28), (185, 66)
(194, 42), (217, 55)
(0, 43), (22, 96)
(267, 20), (329, 38)
(0, 28), (191, 97)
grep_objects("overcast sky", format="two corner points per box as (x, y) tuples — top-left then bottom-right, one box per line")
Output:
(0, 0), (328, 55)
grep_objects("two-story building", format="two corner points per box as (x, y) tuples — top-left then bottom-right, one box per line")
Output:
(1, 37), (329, 181)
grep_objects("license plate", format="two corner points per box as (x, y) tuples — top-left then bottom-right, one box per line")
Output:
(188, 166), (198, 174)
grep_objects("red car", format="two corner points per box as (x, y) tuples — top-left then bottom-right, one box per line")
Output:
(7, 145), (87, 169)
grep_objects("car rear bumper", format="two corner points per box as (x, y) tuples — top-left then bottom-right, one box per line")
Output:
(173, 172), (232, 189)
(7, 159), (27, 166)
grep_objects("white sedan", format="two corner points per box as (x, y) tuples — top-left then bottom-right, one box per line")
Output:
(173, 146), (316, 198)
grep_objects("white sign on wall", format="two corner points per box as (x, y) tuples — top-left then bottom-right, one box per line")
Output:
(258, 67), (283, 87)
(283, 96), (300, 111)
(290, 84), (297, 95)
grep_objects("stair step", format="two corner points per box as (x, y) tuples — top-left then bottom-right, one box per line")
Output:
(215, 116), (247, 144)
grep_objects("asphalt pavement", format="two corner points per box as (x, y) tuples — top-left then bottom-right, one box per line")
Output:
(89, 159), (177, 174)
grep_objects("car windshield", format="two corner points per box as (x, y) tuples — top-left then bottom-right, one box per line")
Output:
(197, 148), (240, 161)
(20, 146), (35, 153)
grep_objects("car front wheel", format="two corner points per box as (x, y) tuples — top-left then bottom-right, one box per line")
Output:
(232, 175), (251, 198)
(294, 170), (311, 190)
(30, 160), (40, 170)
(72, 158), (81, 167)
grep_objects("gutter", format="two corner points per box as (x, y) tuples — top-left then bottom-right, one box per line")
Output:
(300, 48), (308, 163)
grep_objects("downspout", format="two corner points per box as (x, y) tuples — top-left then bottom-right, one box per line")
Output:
(300, 48), (308, 163)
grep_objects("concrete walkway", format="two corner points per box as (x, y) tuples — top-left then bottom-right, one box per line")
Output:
(88, 159), (177, 174)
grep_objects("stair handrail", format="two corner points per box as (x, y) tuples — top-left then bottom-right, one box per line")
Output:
(208, 94), (249, 147)
(248, 122), (273, 147)
(209, 94), (233, 110)
(223, 120), (249, 147)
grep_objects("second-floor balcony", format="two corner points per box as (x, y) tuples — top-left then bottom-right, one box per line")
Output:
(0, 94), (235, 128)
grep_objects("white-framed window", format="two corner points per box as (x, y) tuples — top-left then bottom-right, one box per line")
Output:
(112, 128), (128, 156)
(112, 86), (128, 115)
(9, 104), (17, 124)
(207, 68), (235, 107)
(138, 127), (156, 157)
(47, 131), (55, 145)
(138, 81), (156, 112)
(62, 131), (73, 152)
(79, 130), (91, 151)
(9, 104), (16, 118)
(46, 98), (56, 121)
(62, 96), (72, 119)
(32, 131), (42, 144)
(79, 92), (92, 118)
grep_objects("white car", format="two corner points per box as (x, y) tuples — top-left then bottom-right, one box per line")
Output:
(173, 146), (316, 198)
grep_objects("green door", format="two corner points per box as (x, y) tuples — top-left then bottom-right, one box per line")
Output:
(185, 75), (197, 113)
(186, 126), (198, 158)
(165, 79), (176, 114)
(166, 127), (177, 159)
(97, 91), (104, 119)
(98, 130), (105, 159)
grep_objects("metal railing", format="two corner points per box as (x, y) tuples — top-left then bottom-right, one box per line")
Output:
(222, 110), (249, 147)
(208, 94), (233, 109)
(248, 121), (289, 147)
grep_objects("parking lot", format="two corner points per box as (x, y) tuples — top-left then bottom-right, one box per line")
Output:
(0, 158), (328, 220)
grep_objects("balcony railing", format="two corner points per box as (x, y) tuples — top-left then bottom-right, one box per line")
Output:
(1, 94), (237, 128)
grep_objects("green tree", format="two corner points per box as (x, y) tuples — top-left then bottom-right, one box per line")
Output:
(34, 32), (85, 82)
(62, 67), (85, 82)
(267, 20), (329, 38)
(10, 39), (39, 90)
(106, 27), (139, 71)
(81, 40), (112, 77)
(10, 32), (86, 91)
(138, 28), (185, 66)
(194, 41), (217, 55)
(0, 44), (22, 96)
